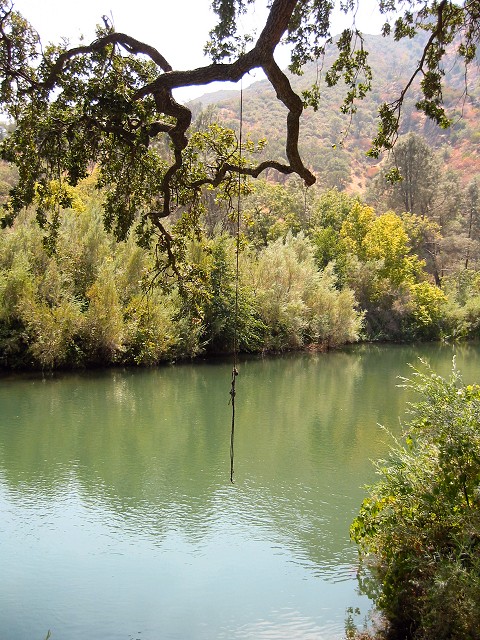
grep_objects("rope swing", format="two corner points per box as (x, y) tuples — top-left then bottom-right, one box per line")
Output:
(229, 80), (244, 484)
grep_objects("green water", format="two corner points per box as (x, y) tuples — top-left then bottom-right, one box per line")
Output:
(0, 343), (479, 640)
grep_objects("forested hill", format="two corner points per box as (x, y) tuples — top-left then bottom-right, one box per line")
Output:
(190, 32), (480, 192)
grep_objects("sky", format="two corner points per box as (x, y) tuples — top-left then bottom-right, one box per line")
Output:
(12, 0), (386, 102)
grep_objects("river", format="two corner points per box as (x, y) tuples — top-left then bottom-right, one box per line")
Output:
(0, 343), (479, 639)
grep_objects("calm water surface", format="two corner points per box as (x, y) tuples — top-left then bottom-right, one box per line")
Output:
(1, 343), (479, 640)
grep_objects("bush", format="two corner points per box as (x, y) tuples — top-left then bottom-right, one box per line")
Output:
(402, 281), (447, 341)
(251, 233), (362, 349)
(123, 292), (178, 365)
(441, 271), (480, 340)
(0, 190), (363, 368)
(351, 361), (480, 639)
(20, 297), (84, 368)
(200, 234), (265, 353)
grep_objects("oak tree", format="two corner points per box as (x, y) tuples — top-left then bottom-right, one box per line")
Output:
(0, 0), (478, 260)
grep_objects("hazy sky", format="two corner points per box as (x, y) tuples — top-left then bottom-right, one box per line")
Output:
(12, 0), (385, 101)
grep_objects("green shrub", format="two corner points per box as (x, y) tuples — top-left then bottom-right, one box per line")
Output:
(200, 234), (265, 353)
(82, 259), (125, 362)
(441, 271), (480, 340)
(123, 292), (177, 365)
(20, 297), (84, 368)
(351, 361), (480, 639)
(252, 233), (362, 349)
(402, 281), (447, 341)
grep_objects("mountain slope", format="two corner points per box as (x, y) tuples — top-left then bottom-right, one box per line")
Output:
(190, 33), (480, 192)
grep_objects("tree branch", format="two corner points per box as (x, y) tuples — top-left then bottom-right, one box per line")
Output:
(38, 0), (314, 219)
(191, 159), (297, 190)
(41, 32), (173, 91)
(380, 0), (448, 148)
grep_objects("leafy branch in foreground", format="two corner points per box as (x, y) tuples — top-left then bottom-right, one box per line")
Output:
(368, 0), (480, 157)
(351, 360), (480, 639)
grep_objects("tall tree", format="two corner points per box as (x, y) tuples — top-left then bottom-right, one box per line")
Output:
(367, 132), (478, 282)
(0, 0), (479, 260)
(463, 176), (480, 269)
(368, 133), (441, 217)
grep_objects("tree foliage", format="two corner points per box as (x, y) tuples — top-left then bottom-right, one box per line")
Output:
(303, 189), (447, 340)
(369, 133), (480, 284)
(369, 133), (441, 217)
(0, 0), (478, 261)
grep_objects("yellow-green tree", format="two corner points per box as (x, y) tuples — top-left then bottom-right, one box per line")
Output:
(340, 206), (445, 339)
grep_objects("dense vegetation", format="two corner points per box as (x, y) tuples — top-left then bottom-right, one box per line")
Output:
(1, 0), (479, 255)
(350, 363), (480, 639)
(0, 169), (365, 369)
(1, 128), (479, 370)
(0, 1), (478, 373)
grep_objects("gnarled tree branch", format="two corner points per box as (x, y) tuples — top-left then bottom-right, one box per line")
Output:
(10, 0), (315, 221)
(1, 0), (476, 237)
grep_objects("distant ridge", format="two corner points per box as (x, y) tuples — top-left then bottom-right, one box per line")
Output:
(190, 88), (240, 107)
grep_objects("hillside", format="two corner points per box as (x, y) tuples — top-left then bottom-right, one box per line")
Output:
(190, 32), (480, 192)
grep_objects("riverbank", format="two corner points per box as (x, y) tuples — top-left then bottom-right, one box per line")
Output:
(3, 194), (479, 372)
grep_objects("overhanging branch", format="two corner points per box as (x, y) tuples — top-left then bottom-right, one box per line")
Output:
(24, 0), (315, 220)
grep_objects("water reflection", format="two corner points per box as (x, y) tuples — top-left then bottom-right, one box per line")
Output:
(0, 343), (478, 639)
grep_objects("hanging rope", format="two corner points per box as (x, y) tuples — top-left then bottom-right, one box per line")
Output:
(303, 181), (311, 227)
(229, 80), (243, 484)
